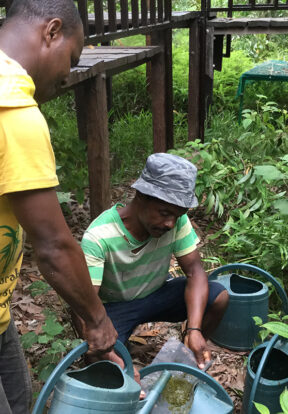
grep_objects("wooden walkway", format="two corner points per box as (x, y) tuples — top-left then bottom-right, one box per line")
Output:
(65, 46), (161, 87)
(208, 17), (288, 34)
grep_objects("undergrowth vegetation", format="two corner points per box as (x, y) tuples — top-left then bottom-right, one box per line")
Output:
(41, 27), (288, 291)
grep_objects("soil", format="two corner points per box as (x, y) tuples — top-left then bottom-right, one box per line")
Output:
(11, 184), (247, 413)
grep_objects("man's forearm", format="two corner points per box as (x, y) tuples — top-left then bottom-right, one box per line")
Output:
(184, 273), (208, 329)
(35, 237), (106, 326)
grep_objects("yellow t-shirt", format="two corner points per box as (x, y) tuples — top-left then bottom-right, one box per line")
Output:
(0, 50), (59, 334)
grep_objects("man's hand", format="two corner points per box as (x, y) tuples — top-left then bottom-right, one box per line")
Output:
(85, 346), (146, 399)
(83, 313), (118, 357)
(184, 330), (211, 370)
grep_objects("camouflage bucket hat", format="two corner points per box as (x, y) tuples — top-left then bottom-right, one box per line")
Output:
(132, 153), (198, 208)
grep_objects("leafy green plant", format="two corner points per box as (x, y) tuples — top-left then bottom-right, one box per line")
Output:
(21, 307), (82, 382)
(255, 388), (288, 414)
(170, 97), (288, 285)
(27, 280), (52, 298)
(253, 314), (288, 343)
(41, 94), (88, 204)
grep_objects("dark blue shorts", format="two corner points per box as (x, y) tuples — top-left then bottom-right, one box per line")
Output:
(104, 277), (225, 343)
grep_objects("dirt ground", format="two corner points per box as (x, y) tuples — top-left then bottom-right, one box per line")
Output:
(12, 185), (247, 413)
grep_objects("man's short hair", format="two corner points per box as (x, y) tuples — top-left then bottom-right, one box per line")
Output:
(6, 0), (82, 36)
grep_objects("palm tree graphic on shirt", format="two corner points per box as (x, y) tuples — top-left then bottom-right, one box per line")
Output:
(0, 225), (20, 273)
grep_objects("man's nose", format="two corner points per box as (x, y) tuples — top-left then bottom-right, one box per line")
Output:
(164, 218), (176, 229)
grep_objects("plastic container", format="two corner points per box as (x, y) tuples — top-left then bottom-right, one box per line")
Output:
(209, 263), (288, 350)
(242, 335), (288, 414)
(32, 340), (140, 414)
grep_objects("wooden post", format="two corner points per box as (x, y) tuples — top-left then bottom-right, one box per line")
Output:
(204, 25), (214, 127)
(188, 18), (200, 140)
(74, 75), (110, 219)
(150, 28), (173, 152)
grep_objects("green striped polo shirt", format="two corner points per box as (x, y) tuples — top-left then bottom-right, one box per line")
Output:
(81, 203), (199, 303)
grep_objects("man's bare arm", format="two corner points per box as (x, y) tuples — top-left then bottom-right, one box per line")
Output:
(8, 188), (117, 355)
(178, 249), (211, 368)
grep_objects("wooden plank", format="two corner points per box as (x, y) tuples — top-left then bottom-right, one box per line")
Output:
(94, 0), (104, 34)
(64, 61), (105, 88)
(120, 0), (129, 30)
(158, 0), (164, 23)
(77, 0), (89, 37)
(208, 17), (249, 27)
(131, 0), (139, 28)
(108, 0), (117, 32)
(247, 18), (271, 27)
(150, 49), (167, 152)
(198, 18), (207, 142)
(105, 56), (159, 76)
(141, 0), (148, 26)
(270, 17), (288, 26)
(74, 84), (88, 142)
(150, 0), (156, 24)
(150, 29), (173, 151)
(75, 75), (111, 219)
(213, 34), (224, 71)
(188, 19), (200, 140)
(164, 0), (172, 21)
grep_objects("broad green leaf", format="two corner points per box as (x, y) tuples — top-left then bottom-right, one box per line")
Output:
(274, 200), (288, 216)
(261, 322), (288, 338)
(250, 199), (262, 212)
(273, 191), (286, 199)
(237, 169), (252, 184)
(28, 280), (51, 298)
(280, 155), (288, 163)
(280, 388), (288, 413)
(268, 313), (281, 321)
(71, 338), (83, 348)
(254, 165), (284, 181)
(20, 332), (38, 349)
(254, 401), (270, 414)
(42, 319), (64, 336)
(243, 118), (253, 129)
(243, 208), (251, 218)
(38, 334), (51, 344)
(237, 191), (243, 204)
(253, 316), (263, 326)
(51, 341), (66, 352)
(39, 363), (57, 382)
(205, 192), (215, 214)
(259, 329), (269, 342)
(57, 191), (72, 204)
(282, 316), (288, 321)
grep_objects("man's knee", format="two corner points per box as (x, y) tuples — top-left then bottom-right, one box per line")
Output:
(211, 289), (229, 313)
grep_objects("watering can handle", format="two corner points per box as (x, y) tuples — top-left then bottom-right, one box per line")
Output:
(247, 334), (279, 414)
(209, 263), (288, 314)
(32, 339), (134, 414)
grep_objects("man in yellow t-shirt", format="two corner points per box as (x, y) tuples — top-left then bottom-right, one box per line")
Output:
(0, 1), (118, 412)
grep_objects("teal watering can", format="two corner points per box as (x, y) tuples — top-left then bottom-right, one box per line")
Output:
(33, 340), (234, 414)
(242, 334), (288, 414)
(209, 263), (288, 350)
(32, 340), (141, 414)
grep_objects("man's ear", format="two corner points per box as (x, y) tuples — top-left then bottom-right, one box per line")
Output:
(44, 18), (63, 46)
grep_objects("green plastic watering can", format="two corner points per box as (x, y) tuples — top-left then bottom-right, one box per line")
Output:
(242, 334), (288, 414)
(209, 263), (288, 350)
(32, 340), (234, 414)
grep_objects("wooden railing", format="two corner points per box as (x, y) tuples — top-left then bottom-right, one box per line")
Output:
(76, 0), (172, 43)
(201, 0), (288, 15)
